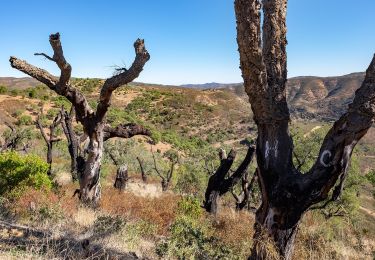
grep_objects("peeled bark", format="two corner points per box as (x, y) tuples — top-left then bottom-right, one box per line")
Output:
(235, 0), (375, 258)
(10, 33), (150, 205)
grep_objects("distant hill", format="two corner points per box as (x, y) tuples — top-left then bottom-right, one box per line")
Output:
(180, 82), (242, 89)
(0, 72), (366, 121)
(182, 72), (365, 121)
(0, 77), (40, 89)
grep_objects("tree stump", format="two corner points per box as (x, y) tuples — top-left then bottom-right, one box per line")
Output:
(114, 164), (128, 191)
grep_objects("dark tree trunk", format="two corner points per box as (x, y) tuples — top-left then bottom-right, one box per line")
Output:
(60, 106), (80, 181)
(114, 164), (128, 191)
(203, 146), (255, 214)
(10, 33), (150, 205)
(234, 0), (375, 258)
(136, 156), (147, 183)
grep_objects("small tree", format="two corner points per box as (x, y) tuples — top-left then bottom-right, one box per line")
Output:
(10, 33), (150, 205)
(152, 149), (178, 191)
(36, 112), (62, 175)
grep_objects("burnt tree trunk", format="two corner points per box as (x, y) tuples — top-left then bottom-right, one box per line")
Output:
(136, 156), (148, 183)
(203, 146), (255, 214)
(36, 113), (62, 176)
(235, 0), (375, 259)
(10, 33), (150, 205)
(114, 164), (129, 191)
(60, 106), (80, 181)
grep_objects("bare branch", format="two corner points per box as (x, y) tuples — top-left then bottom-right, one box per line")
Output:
(34, 52), (55, 62)
(36, 114), (49, 144)
(10, 33), (94, 123)
(96, 39), (150, 121)
(49, 33), (72, 86)
(103, 123), (151, 141)
(108, 150), (119, 166)
(221, 146), (255, 194)
(9, 57), (57, 88)
(151, 148), (163, 179)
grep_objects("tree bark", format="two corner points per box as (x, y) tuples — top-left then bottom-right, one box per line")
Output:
(10, 33), (150, 205)
(235, 0), (375, 259)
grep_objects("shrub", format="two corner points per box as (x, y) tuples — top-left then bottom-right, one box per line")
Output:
(16, 115), (33, 126)
(12, 109), (25, 118)
(0, 85), (7, 94)
(156, 196), (236, 259)
(0, 151), (52, 197)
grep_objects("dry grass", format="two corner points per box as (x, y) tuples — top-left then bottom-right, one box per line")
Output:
(100, 187), (179, 235)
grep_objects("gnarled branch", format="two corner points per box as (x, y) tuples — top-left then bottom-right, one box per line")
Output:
(96, 39), (150, 121)
(103, 123), (151, 141)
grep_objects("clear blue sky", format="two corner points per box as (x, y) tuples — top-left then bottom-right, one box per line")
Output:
(1, 0), (374, 85)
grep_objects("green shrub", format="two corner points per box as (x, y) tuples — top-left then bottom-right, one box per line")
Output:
(52, 96), (71, 109)
(94, 215), (126, 236)
(176, 196), (203, 219)
(0, 85), (7, 94)
(0, 151), (52, 197)
(16, 115), (33, 126)
(12, 109), (25, 118)
(156, 196), (235, 259)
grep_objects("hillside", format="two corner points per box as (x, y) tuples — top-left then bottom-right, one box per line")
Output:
(181, 72), (366, 121)
(0, 76), (374, 259)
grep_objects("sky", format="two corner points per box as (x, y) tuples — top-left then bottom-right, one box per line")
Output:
(0, 0), (374, 85)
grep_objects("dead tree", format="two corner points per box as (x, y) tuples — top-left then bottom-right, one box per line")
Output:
(152, 150), (177, 191)
(108, 151), (129, 191)
(60, 106), (81, 181)
(231, 168), (259, 211)
(36, 113), (62, 175)
(136, 156), (148, 183)
(0, 122), (29, 152)
(234, 0), (375, 258)
(203, 146), (255, 214)
(10, 33), (150, 205)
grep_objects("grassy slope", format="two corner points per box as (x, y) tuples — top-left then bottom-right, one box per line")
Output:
(0, 80), (374, 259)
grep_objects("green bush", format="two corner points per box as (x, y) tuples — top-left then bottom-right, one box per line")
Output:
(156, 196), (235, 259)
(0, 151), (52, 197)
(0, 85), (7, 94)
(12, 109), (25, 118)
(17, 115), (33, 126)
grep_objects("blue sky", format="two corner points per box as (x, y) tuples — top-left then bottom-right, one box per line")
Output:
(1, 0), (374, 85)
